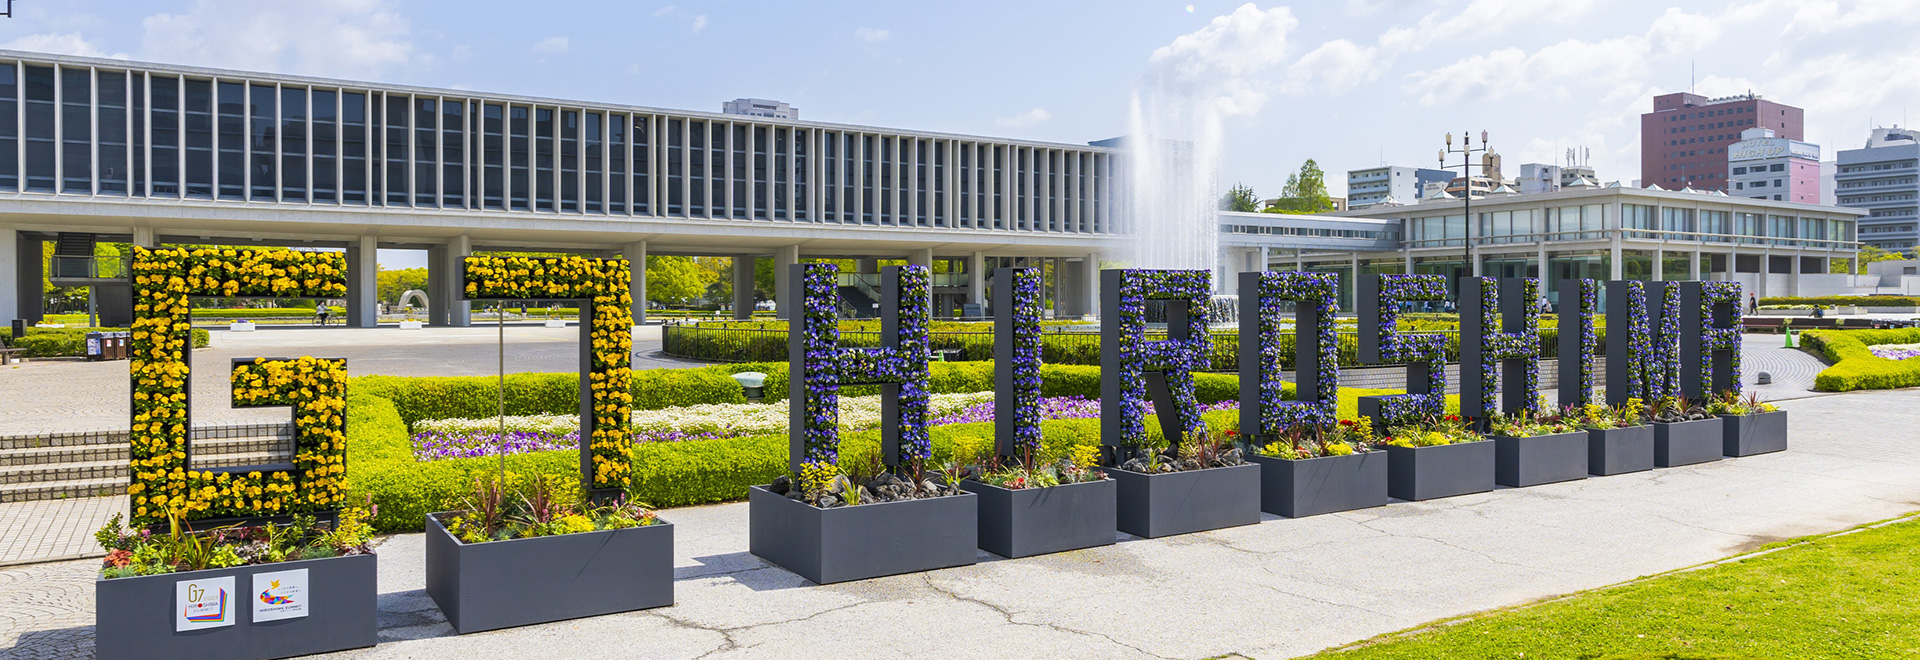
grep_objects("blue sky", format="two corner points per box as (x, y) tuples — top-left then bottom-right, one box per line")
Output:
(5, 0), (1917, 206)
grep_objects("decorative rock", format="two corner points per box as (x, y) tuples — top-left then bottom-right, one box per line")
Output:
(769, 475), (791, 495)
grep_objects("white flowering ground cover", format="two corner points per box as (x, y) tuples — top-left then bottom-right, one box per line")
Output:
(1868, 342), (1920, 361)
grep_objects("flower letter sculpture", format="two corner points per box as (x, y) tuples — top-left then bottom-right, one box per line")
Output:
(788, 263), (931, 473)
(1237, 271), (1339, 439)
(463, 255), (635, 497)
(1357, 274), (1449, 429)
(993, 267), (1044, 460)
(1607, 280), (1683, 405)
(1681, 281), (1744, 397)
(1100, 269), (1212, 458)
(128, 247), (349, 528)
(1461, 277), (1542, 420)
(1556, 279), (1601, 407)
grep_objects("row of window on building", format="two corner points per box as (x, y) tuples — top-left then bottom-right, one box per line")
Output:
(0, 61), (1114, 233)
(1402, 204), (1853, 247)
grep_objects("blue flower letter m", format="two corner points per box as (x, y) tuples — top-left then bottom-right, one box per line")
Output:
(1100, 269), (1212, 459)
(787, 263), (932, 473)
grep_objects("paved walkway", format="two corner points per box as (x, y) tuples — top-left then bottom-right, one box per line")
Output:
(3, 389), (1917, 659)
(0, 497), (125, 567)
(0, 325), (701, 436)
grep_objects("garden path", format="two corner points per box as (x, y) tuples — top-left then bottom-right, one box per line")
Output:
(3, 388), (1918, 659)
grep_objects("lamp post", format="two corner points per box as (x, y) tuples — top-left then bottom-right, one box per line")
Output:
(1440, 130), (1491, 297)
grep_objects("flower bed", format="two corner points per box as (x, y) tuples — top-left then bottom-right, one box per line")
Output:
(1801, 328), (1920, 391)
(1868, 343), (1920, 361)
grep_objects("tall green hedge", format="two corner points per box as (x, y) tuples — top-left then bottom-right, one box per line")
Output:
(1801, 328), (1920, 391)
(0, 327), (210, 357)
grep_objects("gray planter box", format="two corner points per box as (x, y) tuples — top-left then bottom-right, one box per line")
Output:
(1588, 425), (1655, 476)
(959, 478), (1116, 558)
(95, 553), (377, 660)
(1385, 441), (1495, 501)
(1247, 452), (1388, 517)
(1495, 432), (1590, 487)
(1654, 417), (1725, 467)
(748, 486), (978, 584)
(425, 513), (673, 634)
(1110, 463), (1261, 538)
(1721, 410), (1788, 456)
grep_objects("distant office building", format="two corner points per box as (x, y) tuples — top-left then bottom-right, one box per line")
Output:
(1641, 92), (1804, 192)
(721, 98), (797, 120)
(1836, 126), (1920, 251)
(1728, 128), (1820, 204)
(1516, 163), (1599, 194)
(1346, 166), (1452, 208)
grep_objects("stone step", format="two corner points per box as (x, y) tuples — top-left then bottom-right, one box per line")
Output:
(0, 450), (293, 486)
(0, 477), (125, 504)
(0, 436), (291, 467)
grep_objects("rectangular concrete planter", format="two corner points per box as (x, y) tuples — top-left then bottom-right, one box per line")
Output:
(959, 478), (1116, 558)
(424, 513), (673, 634)
(1385, 441), (1495, 501)
(1109, 463), (1261, 538)
(1494, 432), (1590, 487)
(1588, 425), (1656, 476)
(95, 553), (377, 660)
(1721, 410), (1788, 456)
(1247, 452), (1388, 518)
(748, 486), (978, 584)
(1654, 417), (1725, 467)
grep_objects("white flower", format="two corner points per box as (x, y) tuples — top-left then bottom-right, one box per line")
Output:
(413, 391), (994, 441)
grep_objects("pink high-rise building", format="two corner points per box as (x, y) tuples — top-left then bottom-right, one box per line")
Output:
(1640, 92), (1804, 191)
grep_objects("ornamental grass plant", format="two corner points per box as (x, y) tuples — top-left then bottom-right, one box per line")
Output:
(1257, 418), (1377, 460)
(1485, 406), (1578, 438)
(95, 505), (377, 579)
(1569, 399), (1647, 430)
(1647, 395), (1715, 423)
(437, 473), (659, 544)
(1705, 390), (1778, 415)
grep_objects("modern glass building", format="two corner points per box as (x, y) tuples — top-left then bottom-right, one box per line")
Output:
(1220, 186), (1864, 307)
(0, 50), (1123, 326)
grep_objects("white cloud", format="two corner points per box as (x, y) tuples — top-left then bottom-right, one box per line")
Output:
(1287, 39), (1378, 94)
(692, 15), (707, 33)
(139, 0), (419, 79)
(1404, 6), (1721, 107)
(1379, 0), (1597, 54)
(652, 5), (678, 17)
(996, 107), (1051, 128)
(1144, 3), (1299, 119)
(532, 36), (568, 54)
(2, 33), (127, 59)
(855, 27), (890, 43)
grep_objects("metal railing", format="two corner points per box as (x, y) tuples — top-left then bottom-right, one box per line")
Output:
(49, 254), (131, 280)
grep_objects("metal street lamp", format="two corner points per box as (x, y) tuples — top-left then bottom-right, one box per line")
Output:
(1440, 130), (1491, 299)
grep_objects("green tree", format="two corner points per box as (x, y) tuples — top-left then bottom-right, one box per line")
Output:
(1265, 159), (1335, 214)
(376, 267), (428, 305)
(644, 255), (714, 306)
(1220, 182), (1260, 212)
(1831, 245), (1913, 274)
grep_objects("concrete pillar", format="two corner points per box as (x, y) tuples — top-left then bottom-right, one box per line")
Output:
(906, 248), (933, 270)
(1692, 248), (1704, 281)
(432, 236), (472, 327)
(967, 251), (987, 307)
(1609, 242), (1623, 280)
(623, 241), (647, 324)
(13, 232), (44, 326)
(131, 226), (156, 248)
(732, 255), (755, 320)
(0, 229), (17, 325)
(1653, 246), (1665, 281)
(856, 258), (880, 274)
(773, 244), (800, 319)
(346, 235), (379, 328)
(1081, 253), (1099, 319)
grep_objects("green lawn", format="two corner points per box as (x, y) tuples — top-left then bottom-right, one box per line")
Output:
(1309, 515), (1920, 659)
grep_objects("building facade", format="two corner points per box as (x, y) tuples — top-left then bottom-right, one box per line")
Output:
(1346, 165), (1452, 208)
(721, 98), (797, 120)
(1641, 92), (1804, 192)
(1232, 187), (1862, 307)
(1516, 163), (1599, 194)
(1727, 128), (1820, 204)
(1836, 126), (1920, 252)
(0, 50), (1123, 327)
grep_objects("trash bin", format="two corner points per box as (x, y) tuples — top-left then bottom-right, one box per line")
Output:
(934, 348), (965, 362)
(85, 331), (105, 361)
(111, 332), (130, 360)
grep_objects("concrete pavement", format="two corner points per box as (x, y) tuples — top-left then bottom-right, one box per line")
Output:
(2, 388), (1916, 659)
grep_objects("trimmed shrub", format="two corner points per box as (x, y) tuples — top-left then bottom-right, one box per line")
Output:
(354, 369), (748, 425)
(1802, 328), (1920, 392)
(0, 327), (209, 357)
(1761, 295), (1920, 308)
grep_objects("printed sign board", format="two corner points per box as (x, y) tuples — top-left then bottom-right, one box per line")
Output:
(175, 575), (236, 632)
(252, 568), (310, 622)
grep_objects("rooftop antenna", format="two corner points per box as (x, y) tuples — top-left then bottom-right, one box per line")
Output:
(1689, 61), (1694, 93)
